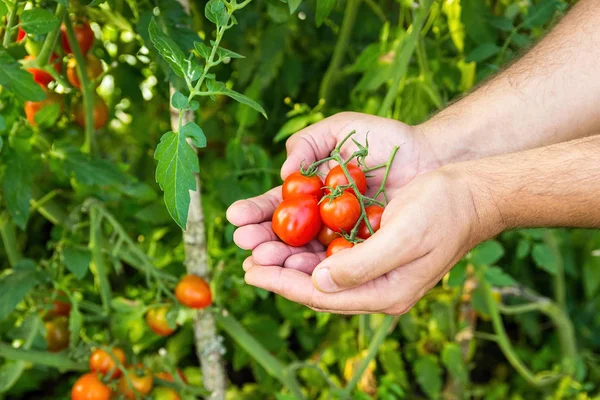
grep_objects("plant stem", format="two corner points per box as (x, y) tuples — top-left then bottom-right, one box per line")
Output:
(545, 230), (566, 310)
(0, 216), (22, 267)
(36, 3), (66, 65)
(0, 342), (87, 371)
(89, 208), (111, 314)
(318, 0), (361, 104)
(2, 0), (19, 47)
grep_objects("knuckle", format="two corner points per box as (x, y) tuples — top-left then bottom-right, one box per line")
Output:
(340, 265), (370, 287)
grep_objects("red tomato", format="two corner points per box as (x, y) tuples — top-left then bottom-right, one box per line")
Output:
(74, 96), (109, 129)
(282, 172), (324, 200)
(326, 237), (354, 257)
(25, 54), (61, 87)
(155, 370), (187, 384)
(324, 164), (367, 196)
(45, 317), (69, 352)
(146, 307), (176, 337)
(41, 290), (71, 319)
(317, 225), (338, 247)
(357, 205), (384, 239)
(67, 55), (103, 89)
(117, 365), (154, 399)
(153, 387), (181, 400)
(175, 275), (212, 309)
(319, 192), (361, 233)
(89, 347), (127, 379)
(17, 26), (26, 42)
(72, 372), (112, 400)
(61, 21), (94, 55)
(272, 195), (321, 246)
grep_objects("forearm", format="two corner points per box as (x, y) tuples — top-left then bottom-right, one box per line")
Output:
(458, 135), (600, 234)
(420, 0), (600, 165)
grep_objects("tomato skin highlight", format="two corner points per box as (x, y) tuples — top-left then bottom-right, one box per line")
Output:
(74, 96), (109, 129)
(118, 365), (154, 399)
(326, 237), (354, 257)
(317, 225), (338, 247)
(24, 92), (64, 126)
(67, 55), (103, 89)
(89, 347), (127, 379)
(45, 316), (69, 352)
(25, 54), (61, 87)
(71, 372), (112, 400)
(319, 192), (361, 233)
(282, 172), (324, 200)
(175, 275), (212, 309)
(357, 205), (384, 239)
(272, 195), (322, 246)
(325, 164), (367, 196)
(61, 22), (94, 55)
(146, 307), (176, 337)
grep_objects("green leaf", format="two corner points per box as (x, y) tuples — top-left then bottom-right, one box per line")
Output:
(448, 261), (467, 287)
(0, 2), (7, 18)
(488, 16), (513, 31)
(484, 266), (517, 287)
(62, 247), (91, 280)
(210, 41), (244, 59)
(379, 340), (409, 388)
(205, 0), (229, 27)
(273, 115), (311, 142)
(148, 18), (187, 77)
(414, 355), (442, 400)
(0, 266), (39, 320)
(441, 343), (468, 383)
(33, 102), (61, 127)
(461, 0), (495, 44)
(516, 239), (531, 259)
(171, 91), (188, 110)
(58, 148), (129, 187)
(154, 131), (199, 229)
(471, 240), (504, 266)
(523, 0), (561, 29)
(68, 302), (82, 348)
(316, 0), (336, 27)
(20, 9), (59, 35)
(0, 115), (5, 132)
(3, 149), (33, 230)
(288, 0), (303, 13)
(466, 43), (501, 63)
(214, 88), (267, 119)
(182, 122), (206, 148)
(532, 243), (557, 275)
(194, 42), (212, 59)
(583, 254), (600, 299)
(0, 51), (46, 101)
(0, 136), (3, 154)
(471, 285), (489, 317)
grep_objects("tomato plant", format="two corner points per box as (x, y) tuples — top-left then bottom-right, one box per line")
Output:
(117, 365), (154, 399)
(24, 54), (61, 87)
(145, 307), (176, 337)
(73, 96), (108, 129)
(325, 164), (367, 196)
(175, 275), (212, 309)
(61, 21), (94, 55)
(24, 92), (64, 126)
(326, 237), (354, 257)
(89, 348), (126, 379)
(67, 54), (103, 89)
(44, 316), (69, 352)
(71, 373), (112, 400)
(282, 171), (324, 200)
(272, 195), (322, 246)
(320, 192), (361, 233)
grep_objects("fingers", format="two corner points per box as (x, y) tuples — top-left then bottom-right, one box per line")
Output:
(226, 186), (282, 227)
(283, 252), (325, 274)
(233, 222), (278, 250)
(252, 239), (323, 267)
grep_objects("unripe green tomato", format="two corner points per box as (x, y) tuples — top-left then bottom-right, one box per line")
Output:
(24, 38), (42, 56)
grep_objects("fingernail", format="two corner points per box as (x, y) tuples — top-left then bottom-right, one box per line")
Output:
(314, 268), (338, 292)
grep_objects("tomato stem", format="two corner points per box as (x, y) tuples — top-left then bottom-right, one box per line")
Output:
(367, 145), (400, 206)
(36, 3), (66, 67)
(2, 0), (19, 47)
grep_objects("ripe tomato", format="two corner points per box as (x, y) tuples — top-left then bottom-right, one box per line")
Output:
(155, 370), (187, 384)
(74, 96), (109, 129)
(89, 347), (127, 379)
(146, 306), (176, 337)
(175, 275), (212, 309)
(317, 225), (338, 247)
(153, 387), (181, 400)
(118, 365), (154, 399)
(61, 21), (94, 55)
(17, 26), (26, 42)
(282, 172), (324, 200)
(272, 195), (321, 247)
(42, 290), (71, 319)
(325, 164), (367, 196)
(326, 237), (354, 257)
(357, 205), (384, 239)
(45, 317), (69, 352)
(71, 372), (112, 400)
(25, 54), (61, 87)
(67, 55), (103, 89)
(24, 92), (64, 126)
(319, 192), (361, 233)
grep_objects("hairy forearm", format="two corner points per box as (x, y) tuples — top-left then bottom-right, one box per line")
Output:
(420, 0), (600, 165)
(458, 135), (600, 235)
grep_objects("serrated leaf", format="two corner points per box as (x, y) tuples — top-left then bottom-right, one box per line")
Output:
(0, 51), (46, 101)
(466, 43), (501, 63)
(182, 122), (206, 148)
(532, 243), (557, 275)
(288, 0), (302, 13)
(33, 102), (61, 127)
(63, 247), (91, 280)
(171, 91), (188, 110)
(194, 42), (212, 59)
(484, 266), (516, 287)
(316, 0), (335, 27)
(442, 343), (468, 383)
(20, 9), (59, 35)
(0, 267), (39, 320)
(154, 131), (199, 229)
(205, 0), (229, 27)
(274, 115), (310, 142)
(471, 240), (504, 266)
(414, 355), (442, 400)
(148, 18), (187, 77)
(3, 149), (33, 230)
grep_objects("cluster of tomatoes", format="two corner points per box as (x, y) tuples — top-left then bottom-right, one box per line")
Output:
(42, 291), (72, 352)
(19, 19), (108, 129)
(273, 163), (384, 256)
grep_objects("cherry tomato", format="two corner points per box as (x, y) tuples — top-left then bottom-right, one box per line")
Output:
(17, 26), (26, 42)
(61, 21), (94, 55)
(45, 317), (69, 352)
(117, 365), (154, 399)
(319, 192), (361, 233)
(42, 290), (71, 319)
(317, 225), (338, 247)
(71, 372), (112, 400)
(153, 387), (181, 400)
(324, 164), (367, 196)
(175, 275), (212, 309)
(155, 370), (188, 384)
(25, 54), (61, 87)
(74, 96), (109, 129)
(282, 172), (324, 200)
(89, 347), (127, 379)
(67, 55), (103, 89)
(326, 237), (354, 257)
(146, 306), (176, 337)
(272, 195), (321, 246)
(357, 205), (384, 239)
(24, 92), (64, 126)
